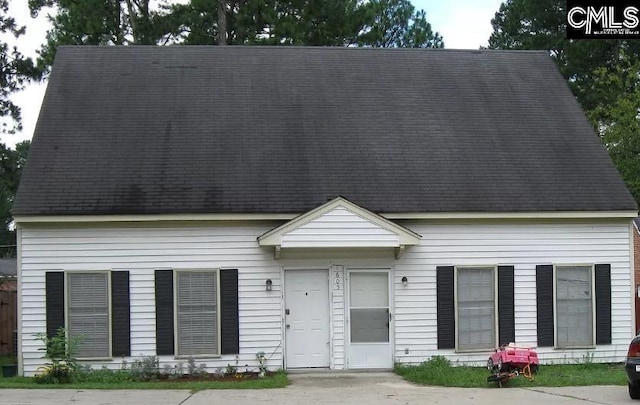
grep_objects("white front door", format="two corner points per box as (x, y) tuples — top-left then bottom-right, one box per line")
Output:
(347, 270), (392, 369)
(285, 269), (330, 368)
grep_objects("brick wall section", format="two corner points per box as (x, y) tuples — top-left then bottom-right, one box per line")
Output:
(635, 229), (640, 291)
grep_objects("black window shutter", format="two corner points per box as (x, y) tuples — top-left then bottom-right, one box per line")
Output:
(595, 264), (612, 345)
(155, 270), (174, 355)
(111, 271), (131, 357)
(498, 266), (515, 345)
(45, 272), (65, 338)
(536, 265), (554, 347)
(220, 269), (239, 354)
(436, 266), (455, 349)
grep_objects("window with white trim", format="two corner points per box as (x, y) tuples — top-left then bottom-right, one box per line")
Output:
(67, 272), (110, 358)
(456, 267), (496, 351)
(556, 265), (593, 348)
(176, 271), (220, 356)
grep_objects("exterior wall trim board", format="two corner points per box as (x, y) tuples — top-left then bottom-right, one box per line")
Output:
(14, 210), (638, 225)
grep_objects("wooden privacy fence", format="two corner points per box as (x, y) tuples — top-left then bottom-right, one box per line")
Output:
(0, 290), (17, 357)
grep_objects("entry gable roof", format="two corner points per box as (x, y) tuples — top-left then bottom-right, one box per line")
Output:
(258, 197), (421, 249)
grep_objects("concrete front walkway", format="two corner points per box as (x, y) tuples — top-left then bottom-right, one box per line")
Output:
(0, 372), (633, 404)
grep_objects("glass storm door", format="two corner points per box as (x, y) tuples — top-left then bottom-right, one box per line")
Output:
(348, 270), (392, 369)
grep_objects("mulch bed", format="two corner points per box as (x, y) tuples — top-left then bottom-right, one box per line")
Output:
(150, 371), (274, 383)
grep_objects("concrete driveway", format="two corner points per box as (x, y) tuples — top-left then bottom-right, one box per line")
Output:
(0, 372), (633, 404)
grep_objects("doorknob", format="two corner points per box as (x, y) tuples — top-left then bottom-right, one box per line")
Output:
(286, 324), (290, 329)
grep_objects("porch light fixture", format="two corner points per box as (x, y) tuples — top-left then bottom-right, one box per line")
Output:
(266, 279), (273, 291)
(401, 276), (408, 286)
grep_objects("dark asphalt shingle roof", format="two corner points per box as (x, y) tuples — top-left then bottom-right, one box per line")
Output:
(13, 46), (637, 215)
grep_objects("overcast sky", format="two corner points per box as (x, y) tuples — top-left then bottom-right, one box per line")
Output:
(3, 0), (504, 147)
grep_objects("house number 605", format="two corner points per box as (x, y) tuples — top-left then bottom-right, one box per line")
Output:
(335, 271), (343, 290)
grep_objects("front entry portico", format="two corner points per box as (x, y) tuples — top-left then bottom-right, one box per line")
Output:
(260, 197), (421, 370)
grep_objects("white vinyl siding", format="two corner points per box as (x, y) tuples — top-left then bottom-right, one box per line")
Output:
(176, 271), (219, 356)
(17, 218), (633, 374)
(555, 265), (593, 348)
(390, 219), (632, 366)
(19, 224), (284, 376)
(456, 267), (495, 351)
(330, 265), (345, 369)
(67, 272), (110, 358)
(281, 207), (399, 248)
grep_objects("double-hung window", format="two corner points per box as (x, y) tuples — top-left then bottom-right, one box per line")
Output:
(555, 265), (593, 348)
(67, 272), (110, 358)
(154, 268), (238, 357)
(176, 271), (220, 356)
(456, 267), (496, 351)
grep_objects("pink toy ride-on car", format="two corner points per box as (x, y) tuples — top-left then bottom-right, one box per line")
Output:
(487, 343), (539, 373)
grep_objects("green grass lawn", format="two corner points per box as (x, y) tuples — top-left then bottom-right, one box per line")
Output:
(394, 357), (627, 388)
(0, 370), (289, 391)
(0, 355), (628, 390)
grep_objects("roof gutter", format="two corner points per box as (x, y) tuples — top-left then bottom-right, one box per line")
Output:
(13, 210), (638, 225)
